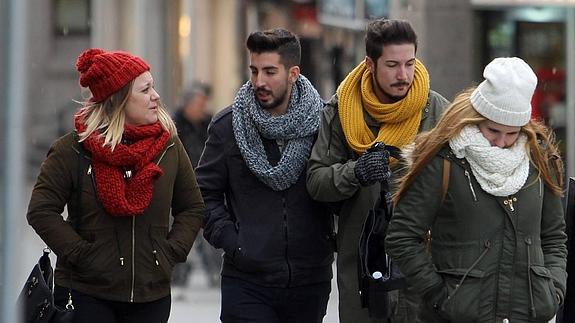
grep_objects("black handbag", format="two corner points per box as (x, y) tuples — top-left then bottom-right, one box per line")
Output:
(358, 143), (406, 319)
(17, 248), (74, 323)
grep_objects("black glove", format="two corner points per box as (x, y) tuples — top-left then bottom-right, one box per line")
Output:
(354, 148), (391, 186)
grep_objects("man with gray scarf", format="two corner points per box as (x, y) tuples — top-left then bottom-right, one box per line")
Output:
(196, 28), (335, 323)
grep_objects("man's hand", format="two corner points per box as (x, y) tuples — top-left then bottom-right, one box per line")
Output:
(354, 147), (391, 186)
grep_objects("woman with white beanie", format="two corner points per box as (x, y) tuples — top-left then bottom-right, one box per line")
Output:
(385, 57), (567, 322)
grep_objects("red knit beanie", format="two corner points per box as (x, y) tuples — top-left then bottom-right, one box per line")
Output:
(76, 48), (150, 102)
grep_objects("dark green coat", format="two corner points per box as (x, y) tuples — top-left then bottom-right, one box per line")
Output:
(306, 91), (449, 322)
(385, 149), (567, 323)
(27, 132), (204, 302)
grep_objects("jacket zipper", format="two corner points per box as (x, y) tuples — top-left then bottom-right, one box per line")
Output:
(327, 116), (334, 157)
(130, 216), (135, 302)
(539, 177), (543, 197)
(157, 142), (174, 165)
(525, 237), (536, 318)
(149, 228), (162, 267)
(128, 142), (172, 302)
(114, 228), (124, 266)
(503, 197), (517, 212)
(464, 170), (477, 201)
(282, 194), (292, 287)
(152, 249), (160, 266)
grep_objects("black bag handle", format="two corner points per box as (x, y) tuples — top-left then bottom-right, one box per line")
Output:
(73, 131), (87, 231)
(63, 133), (90, 309)
(56, 133), (89, 310)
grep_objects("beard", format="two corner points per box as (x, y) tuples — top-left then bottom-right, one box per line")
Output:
(373, 75), (410, 103)
(255, 87), (288, 110)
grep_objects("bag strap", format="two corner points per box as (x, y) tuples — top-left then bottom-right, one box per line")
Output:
(425, 158), (451, 253)
(441, 158), (451, 205)
(65, 132), (89, 310)
(73, 140), (88, 231)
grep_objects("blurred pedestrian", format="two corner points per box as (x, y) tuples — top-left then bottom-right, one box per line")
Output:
(172, 82), (222, 292)
(174, 82), (212, 168)
(386, 57), (567, 322)
(306, 18), (450, 322)
(196, 28), (335, 323)
(26, 48), (204, 323)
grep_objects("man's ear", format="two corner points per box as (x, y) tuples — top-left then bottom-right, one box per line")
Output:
(365, 56), (375, 74)
(288, 66), (300, 84)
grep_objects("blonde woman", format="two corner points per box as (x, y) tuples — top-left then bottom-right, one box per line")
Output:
(386, 57), (566, 322)
(27, 48), (204, 322)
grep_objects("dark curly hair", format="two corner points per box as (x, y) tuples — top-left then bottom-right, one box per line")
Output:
(365, 19), (418, 62)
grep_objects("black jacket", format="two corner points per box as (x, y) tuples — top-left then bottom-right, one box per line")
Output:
(195, 107), (334, 288)
(173, 110), (210, 168)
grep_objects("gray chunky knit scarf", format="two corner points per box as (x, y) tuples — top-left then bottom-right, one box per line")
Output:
(232, 75), (323, 191)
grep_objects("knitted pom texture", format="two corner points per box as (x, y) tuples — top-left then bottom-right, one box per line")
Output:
(75, 48), (150, 102)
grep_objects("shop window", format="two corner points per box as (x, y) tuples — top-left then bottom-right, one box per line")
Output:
(516, 21), (566, 152)
(53, 0), (91, 36)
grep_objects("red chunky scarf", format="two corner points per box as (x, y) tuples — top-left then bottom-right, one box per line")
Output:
(75, 117), (171, 216)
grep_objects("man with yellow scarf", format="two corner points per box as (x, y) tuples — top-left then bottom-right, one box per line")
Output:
(307, 19), (450, 323)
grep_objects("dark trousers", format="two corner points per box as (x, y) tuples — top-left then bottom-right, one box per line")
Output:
(54, 285), (171, 323)
(220, 276), (331, 323)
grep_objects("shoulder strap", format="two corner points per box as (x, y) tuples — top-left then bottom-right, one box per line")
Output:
(426, 158), (451, 254)
(74, 132), (88, 231)
(441, 158), (451, 205)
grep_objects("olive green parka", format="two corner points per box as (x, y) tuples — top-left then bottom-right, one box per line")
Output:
(385, 148), (567, 323)
(306, 91), (449, 322)
(27, 132), (204, 303)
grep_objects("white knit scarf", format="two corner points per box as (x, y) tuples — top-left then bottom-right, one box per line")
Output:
(449, 125), (529, 197)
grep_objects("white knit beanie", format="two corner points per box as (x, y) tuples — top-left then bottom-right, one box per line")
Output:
(470, 57), (537, 127)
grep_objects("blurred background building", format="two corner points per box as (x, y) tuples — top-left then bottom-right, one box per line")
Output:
(1, 0), (575, 322)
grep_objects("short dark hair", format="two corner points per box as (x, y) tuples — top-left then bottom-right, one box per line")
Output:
(365, 19), (418, 62)
(246, 28), (301, 68)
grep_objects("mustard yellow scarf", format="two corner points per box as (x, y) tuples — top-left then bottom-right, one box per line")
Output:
(337, 59), (430, 157)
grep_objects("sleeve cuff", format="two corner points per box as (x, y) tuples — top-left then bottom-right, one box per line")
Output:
(217, 224), (238, 255)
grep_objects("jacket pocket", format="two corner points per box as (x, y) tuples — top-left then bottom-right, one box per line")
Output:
(231, 247), (265, 273)
(149, 226), (176, 283)
(529, 265), (558, 321)
(437, 268), (485, 322)
(74, 229), (121, 285)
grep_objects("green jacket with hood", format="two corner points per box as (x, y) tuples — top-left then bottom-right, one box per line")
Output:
(385, 147), (567, 323)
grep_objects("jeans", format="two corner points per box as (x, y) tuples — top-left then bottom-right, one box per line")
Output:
(220, 276), (331, 323)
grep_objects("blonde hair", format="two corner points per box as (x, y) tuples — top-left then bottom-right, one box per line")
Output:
(77, 80), (177, 150)
(394, 87), (564, 203)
